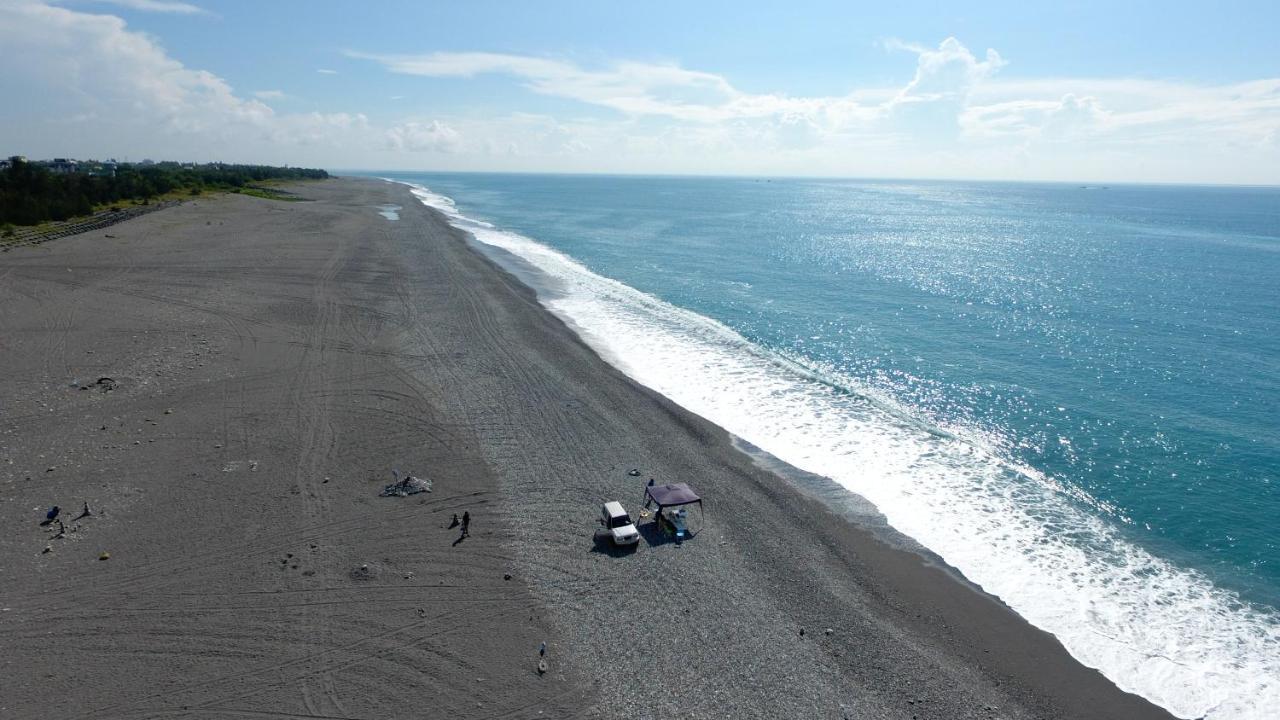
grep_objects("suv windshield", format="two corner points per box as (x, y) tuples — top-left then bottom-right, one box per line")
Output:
(609, 514), (631, 528)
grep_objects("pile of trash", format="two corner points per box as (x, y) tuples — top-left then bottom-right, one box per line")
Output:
(380, 471), (432, 497)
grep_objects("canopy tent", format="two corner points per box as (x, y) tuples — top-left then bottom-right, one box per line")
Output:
(643, 482), (702, 510)
(643, 482), (703, 540)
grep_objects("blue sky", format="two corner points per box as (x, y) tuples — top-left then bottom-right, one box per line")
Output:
(3, 0), (1279, 183)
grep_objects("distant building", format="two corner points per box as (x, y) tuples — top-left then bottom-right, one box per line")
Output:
(87, 161), (118, 178)
(50, 158), (78, 174)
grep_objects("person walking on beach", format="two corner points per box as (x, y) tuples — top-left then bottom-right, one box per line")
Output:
(461, 511), (470, 538)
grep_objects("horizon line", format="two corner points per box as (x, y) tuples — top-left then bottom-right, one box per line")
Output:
(334, 167), (1280, 190)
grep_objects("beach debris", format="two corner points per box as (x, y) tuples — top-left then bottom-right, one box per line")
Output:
(627, 469), (641, 476)
(537, 658), (548, 675)
(824, 628), (834, 636)
(504, 573), (512, 581)
(95, 377), (116, 392)
(799, 627), (805, 636)
(349, 563), (376, 581)
(43, 544), (53, 554)
(222, 459), (259, 473)
(99, 551), (110, 561)
(381, 470), (432, 497)
(41, 506), (61, 526)
(164, 408), (173, 415)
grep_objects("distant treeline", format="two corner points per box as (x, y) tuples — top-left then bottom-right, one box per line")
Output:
(0, 158), (328, 227)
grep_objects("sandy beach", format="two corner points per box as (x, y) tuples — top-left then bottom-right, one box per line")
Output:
(0, 177), (1176, 719)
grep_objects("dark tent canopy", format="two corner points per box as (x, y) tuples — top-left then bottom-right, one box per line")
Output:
(644, 482), (702, 509)
(643, 482), (703, 540)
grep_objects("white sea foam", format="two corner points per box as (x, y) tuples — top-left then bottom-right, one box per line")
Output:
(403, 181), (1280, 720)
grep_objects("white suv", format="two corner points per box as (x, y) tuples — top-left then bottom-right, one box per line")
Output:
(601, 501), (640, 546)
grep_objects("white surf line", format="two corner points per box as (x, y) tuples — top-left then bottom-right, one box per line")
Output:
(394, 178), (1280, 720)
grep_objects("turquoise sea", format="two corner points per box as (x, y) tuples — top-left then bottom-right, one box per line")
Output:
(368, 172), (1279, 719)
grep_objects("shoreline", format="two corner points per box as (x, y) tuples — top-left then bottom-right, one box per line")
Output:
(0, 176), (1175, 719)
(390, 178), (1178, 719)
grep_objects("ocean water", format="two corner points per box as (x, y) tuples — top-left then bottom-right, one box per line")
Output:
(371, 171), (1279, 719)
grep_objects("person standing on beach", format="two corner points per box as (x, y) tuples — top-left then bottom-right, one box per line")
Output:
(461, 511), (470, 538)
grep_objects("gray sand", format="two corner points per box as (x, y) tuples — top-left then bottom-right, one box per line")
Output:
(0, 177), (1174, 719)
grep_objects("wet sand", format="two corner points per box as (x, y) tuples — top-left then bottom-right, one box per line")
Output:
(0, 177), (1175, 719)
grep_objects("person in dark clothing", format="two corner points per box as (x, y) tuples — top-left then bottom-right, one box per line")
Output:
(461, 511), (470, 537)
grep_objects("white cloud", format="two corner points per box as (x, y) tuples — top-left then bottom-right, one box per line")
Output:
(348, 38), (1279, 175)
(272, 112), (370, 147)
(2, 2), (270, 134)
(347, 38), (1273, 180)
(0, 1), (380, 164)
(881, 37), (1007, 141)
(347, 50), (774, 123)
(961, 77), (1280, 154)
(59, 0), (208, 14)
(346, 39), (996, 143)
(889, 36), (1005, 105)
(386, 120), (460, 153)
(349, 39), (1009, 135)
(4, 1), (1278, 183)
(962, 94), (1108, 141)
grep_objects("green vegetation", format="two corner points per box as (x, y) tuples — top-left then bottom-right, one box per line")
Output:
(230, 184), (305, 202)
(0, 157), (328, 226)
